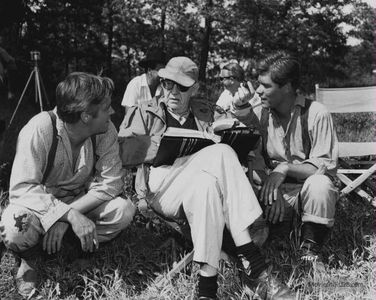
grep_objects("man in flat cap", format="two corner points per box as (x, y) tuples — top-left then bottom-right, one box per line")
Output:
(118, 56), (296, 299)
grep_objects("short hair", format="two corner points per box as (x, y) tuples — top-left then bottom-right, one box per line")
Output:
(257, 51), (300, 90)
(56, 72), (114, 124)
(222, 62), (245, 82)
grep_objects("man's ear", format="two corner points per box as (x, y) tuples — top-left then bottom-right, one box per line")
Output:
(282, 82), (293, 94)
(81, 112), (91, 124)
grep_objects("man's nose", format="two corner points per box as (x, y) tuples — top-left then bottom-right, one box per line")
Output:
(256, 85), (263, 95)
(171, 83), (180, 94)
(109, 106), (115, 115)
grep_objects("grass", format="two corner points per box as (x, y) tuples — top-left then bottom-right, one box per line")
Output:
(0, 90), (375, 299)
(0, 188), (375, 299)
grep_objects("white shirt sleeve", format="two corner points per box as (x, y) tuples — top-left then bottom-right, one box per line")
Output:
(121, 76), (141, 107)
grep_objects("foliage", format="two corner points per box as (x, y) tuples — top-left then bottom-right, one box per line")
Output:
(0, 0), (373, 100)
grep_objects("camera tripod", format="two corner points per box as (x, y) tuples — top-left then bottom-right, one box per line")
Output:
(8, 57), (49, 128)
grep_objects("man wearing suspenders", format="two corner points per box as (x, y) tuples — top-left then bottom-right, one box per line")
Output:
(233, 51), (339, 265)
(0, 72), (136, 297)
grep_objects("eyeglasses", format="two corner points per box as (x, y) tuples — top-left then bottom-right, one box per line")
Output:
(220, 76), (235, 81)
(160, 79), (190, 92)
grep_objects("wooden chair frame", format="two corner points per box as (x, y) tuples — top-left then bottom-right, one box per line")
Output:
(315, 84), (376, 206)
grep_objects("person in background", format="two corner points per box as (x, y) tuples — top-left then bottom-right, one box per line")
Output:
(0, 72), (136, 297)
(121, 48), (167, 112)
(119, 56), (296, 300)
(216, 62), (260, 112)
(232, 51), (338, 267)
(0, 36), (17, 100)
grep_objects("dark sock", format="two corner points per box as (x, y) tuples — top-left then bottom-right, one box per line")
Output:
(301, 222), (329, 246)
(236, 241), (267, 279)
(198, 274), (218, 299)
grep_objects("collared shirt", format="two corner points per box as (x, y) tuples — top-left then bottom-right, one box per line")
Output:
(121, 73), (162, 107)
(9, 110), (124, 232)
(233, 95), (338, 175)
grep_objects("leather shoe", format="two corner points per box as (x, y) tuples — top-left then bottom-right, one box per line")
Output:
(198, 297), (217, 300)
(15, 258), (39, 297)
(249, 269), (296, 300)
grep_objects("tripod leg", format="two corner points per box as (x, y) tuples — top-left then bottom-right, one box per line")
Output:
(34, 67), (43, 111)
(37, 69), (50, 106)
(8, 70), (35, 128)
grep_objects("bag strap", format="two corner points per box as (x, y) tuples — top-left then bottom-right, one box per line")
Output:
(42, 111), (58, 185)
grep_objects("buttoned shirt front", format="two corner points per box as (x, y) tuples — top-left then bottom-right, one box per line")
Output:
(121, 73), (162, 107)
(9, 110), (124, 232)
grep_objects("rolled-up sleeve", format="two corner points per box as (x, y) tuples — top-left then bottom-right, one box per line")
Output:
(303, 109), (338, 173)
(88, 122), (123, 201)
(9, 114), (71, 232)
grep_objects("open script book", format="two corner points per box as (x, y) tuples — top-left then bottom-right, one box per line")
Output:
(152, 119), (260, 167)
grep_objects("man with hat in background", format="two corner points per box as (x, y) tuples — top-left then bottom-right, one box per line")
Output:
(118, 56), (296, 299)
(121, 48), (167, 112)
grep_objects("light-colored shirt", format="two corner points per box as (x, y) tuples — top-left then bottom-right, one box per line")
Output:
(121, 73), (162, 107)
(254, 96), (338, 175)
(233, 95), (338, 175)
(9, 110), (124, 232)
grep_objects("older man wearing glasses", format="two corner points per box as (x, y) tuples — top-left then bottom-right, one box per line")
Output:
(118, 57), (295, 300)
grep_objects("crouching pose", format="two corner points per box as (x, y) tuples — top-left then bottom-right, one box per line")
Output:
(233, 51), (338, 265)
(0, 72), (136, 297)
(119, 56), (296, 299)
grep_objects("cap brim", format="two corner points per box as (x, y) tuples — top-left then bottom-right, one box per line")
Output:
(158, 69), (195, 87)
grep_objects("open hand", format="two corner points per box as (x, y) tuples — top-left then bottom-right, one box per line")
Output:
(264, 189), (285, 224)
(67, 209), (98, 252)
(43, 221), (69, 255)
(260, 171), (286, 206)
(233, 81), (255, 107)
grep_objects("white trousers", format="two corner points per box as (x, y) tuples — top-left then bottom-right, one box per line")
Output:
(149, 144), (262, 269)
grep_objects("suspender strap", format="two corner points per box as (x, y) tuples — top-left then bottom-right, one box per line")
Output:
(42, 111), (97, 184)
(300, 98), (312, 159)
(91, 135), (97, 176)
(260, 107), (272, 169)
(42, 111), (58, 185)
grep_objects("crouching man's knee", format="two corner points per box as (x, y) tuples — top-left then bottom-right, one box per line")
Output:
(112, 196), (136, 230)
(0, 205), (44, 253)
(300, 174), (338, 227)
(100, 196), (136, 232)
(302, 174), (338, 204)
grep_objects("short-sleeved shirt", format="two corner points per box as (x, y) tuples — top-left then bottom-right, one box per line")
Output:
(121, 73), (162, 107)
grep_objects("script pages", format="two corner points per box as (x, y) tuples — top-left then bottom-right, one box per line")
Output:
(152, 119), (260, 167)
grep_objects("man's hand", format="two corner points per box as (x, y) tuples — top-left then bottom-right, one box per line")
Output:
(43, 221), (69, 255)
(233, 81), (255, 108)
(264, 189), (285, 224)
(66, 209), (98, 252)
(260, 162), (288, 205)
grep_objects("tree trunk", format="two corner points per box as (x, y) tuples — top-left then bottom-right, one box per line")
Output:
(106, 0), (114, 76)
(198, 0), (213, 83)
(160, 5), (166, 50)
